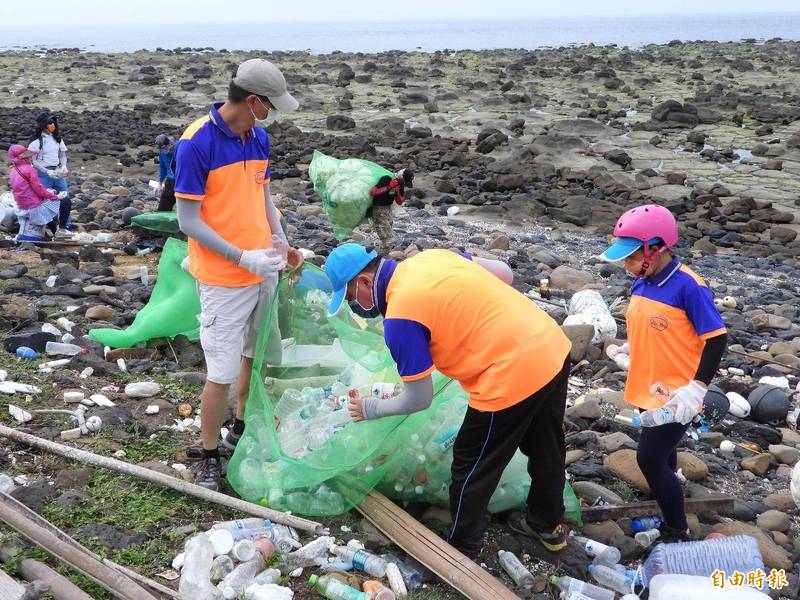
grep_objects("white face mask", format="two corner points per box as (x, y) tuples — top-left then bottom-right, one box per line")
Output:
(250, 97), (277, 127)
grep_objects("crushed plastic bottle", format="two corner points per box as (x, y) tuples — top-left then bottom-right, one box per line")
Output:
(179, 534), (224, 600)
(631, 516), (663, 532)
(210, 555), (235, 582)
(498, 550), (534, 587)
(333, 546), (387, 578)
(551, 575), (614, 600)
(45, 341), (84, 356)
(588, 564), (633, 595)
(308, 574), (370, 600)
(218, 557), (264, 599)
(635, 528), (661, 547)
(572, 536), (620, 566)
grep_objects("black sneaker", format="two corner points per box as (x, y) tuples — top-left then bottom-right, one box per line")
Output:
(509, 517), (567, 552)
(193, 457), (221, 491)
(658, 523), (691, 543)
(220, 429), (241, 454)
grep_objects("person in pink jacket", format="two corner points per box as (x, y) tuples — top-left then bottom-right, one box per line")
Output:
(8, 144), (65, 242)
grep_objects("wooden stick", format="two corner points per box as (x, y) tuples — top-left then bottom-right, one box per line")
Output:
(0, 424), (327, 535)
(356, 491), (519, 600)
(0, 492), (177, 599)
(0, 543), (94, 600)
(0, 496), (157, 600)
(0, 569), (26, 600)
(580, 496), (735, 522)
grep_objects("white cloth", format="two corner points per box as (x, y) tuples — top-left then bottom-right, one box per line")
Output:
(28, 134), (67, 167)
(197, 277), (280, 384)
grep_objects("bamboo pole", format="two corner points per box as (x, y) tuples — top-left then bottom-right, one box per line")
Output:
(0, 497), (157, 600)
(0, 545), (94, 600)
(0, 424), (328, 535)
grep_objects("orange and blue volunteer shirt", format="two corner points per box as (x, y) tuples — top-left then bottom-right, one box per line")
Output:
(374, 249), (571, 412)
(174, 102), (272, 287)
(624, 257), (727, 410)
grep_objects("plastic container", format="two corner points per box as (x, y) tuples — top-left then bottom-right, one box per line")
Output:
(385, 562), (407, 596)
(178, 534), (224, 600)
(219, 557), (264, 599)
(648, 573), (770, 599)
(572, 536), (621, 566)
(308, 574), (370, 600)
(727, 392), (750, 418)
(498, 550), (534, 587)
(364, 581), (396, 600)
(641, 535), (766, 589)
(632, 516), (663, 532)
(210, 555), (234, 582)
(208, 529), (234, 556)
(232, 539), (257, 562)
(550, 575), (614, 600)
(635, 528), (661, 547)
(333, 546), (387, 577)
(15, 346), (38, 360)
(45, 341), (84, 356)
(588, 564), (633, 595)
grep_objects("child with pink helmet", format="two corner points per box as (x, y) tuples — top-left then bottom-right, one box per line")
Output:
(7, 144), (64, 242)
(601, 204), (728, 540)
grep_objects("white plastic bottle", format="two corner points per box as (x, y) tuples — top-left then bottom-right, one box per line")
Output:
(572, 536), (621, 566)
(218, 557), (264, 599)
(385, 562), (407, 596)
(210, 555), (234, 582)
(497, 550), (534, 587)
(332, 546), (387, 577)
(0, 473), (14, 493)
(179, 534), (224, 600)
(635, 528), (661, 547)
(45, 341), (83, 356)
(254, 568), (282, 585)
(550, 576), (614, 600)
(588, 564), (634, 595)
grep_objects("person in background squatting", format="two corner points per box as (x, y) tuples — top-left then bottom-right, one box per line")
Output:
(154, 134), (177, 212)
(322, 243), (572, 558)
(600, 204), (727, 541)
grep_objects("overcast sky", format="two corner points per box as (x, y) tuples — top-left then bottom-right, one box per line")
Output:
(1, 0), (798, 26)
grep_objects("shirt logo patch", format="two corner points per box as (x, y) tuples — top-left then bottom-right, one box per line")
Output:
(255, 170), (268, 184)
(650, 315), (669, 331)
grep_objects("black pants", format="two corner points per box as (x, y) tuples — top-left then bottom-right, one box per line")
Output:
(637, 421), (690, 530)
(447, 358), (570, 553)
(156, 178), (176, 212)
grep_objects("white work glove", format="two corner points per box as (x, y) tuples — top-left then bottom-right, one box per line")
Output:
(238, 249), (284, 277)
(56, 190), (69, 200)
(664, 380), (706, 425)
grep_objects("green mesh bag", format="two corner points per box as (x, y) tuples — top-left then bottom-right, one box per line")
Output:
(89, 238), (200, 348)
(227, 264), (582, 525)
(308, 150), (394, 240)
(130, 211), (181, 234)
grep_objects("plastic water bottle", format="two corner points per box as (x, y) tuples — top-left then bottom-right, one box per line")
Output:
(15, 346), (38, 360)
(179, 534), (224, 600)
(0, 473), (15, 493)
(632, 516), (663, 532)
(219, 557), (264, 599)
(308, 574), (370, 600)
(572, 536), (621, 566)
(231, 539), (257, 562)
(632, 406), (676, 427)
(635, 528), (661, 547)
(210, 555), (234, 582)
(254, 568), (282, 585)
(641, 535), (766, 589)
(550, 575), (614, 600)
(332, 546), (387, 577)
(45, 341), (84, 356)
(588, 564), (634, 595)
(498, 550), (534, 587)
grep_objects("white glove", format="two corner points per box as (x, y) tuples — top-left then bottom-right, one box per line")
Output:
(238, 249), (284, 277)
(46, 169), (58, 178)
(664, 380), (706, 425)
(154, 183), (163, 198)
(57, 190), (69, 200)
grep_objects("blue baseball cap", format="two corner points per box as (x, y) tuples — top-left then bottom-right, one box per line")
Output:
(600, 237), (662, 262)
(323, 243), (378, 316)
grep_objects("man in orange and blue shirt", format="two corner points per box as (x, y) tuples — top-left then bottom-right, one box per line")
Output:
(601, 204), (727, 541)
(175, 58), (301, 491)
(323, 244), (572, 557)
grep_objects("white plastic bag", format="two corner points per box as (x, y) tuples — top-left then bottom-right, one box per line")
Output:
(563, 290), (618, 344)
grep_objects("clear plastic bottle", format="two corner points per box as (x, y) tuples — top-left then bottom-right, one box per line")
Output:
(641, 535), (766, 589)
(0, 473), (14, 493)
(635, 528), (661, 547)
(588, 564), (634, 595)
(218, 557), (264, 599)
(244, 583), (294, 600)
(384, 562), (407, 596)
(572, 536), (621, 566)
(632, 406), (675, 427)
(210, 555), (235, 582)
(308, 574), (370, 600)
(363, 580), (396, 600)
(498, 550), (534, 587)
(381, 554), (423, 589)
(332, 546), (387, 577)
(254, 568), (282, 585)
(232, 539), (257, 562)
(631, 516), (663, 532)
(179, 534), (224, 600)
(45, 341), (83, 356)
(550, 575), (614, 600)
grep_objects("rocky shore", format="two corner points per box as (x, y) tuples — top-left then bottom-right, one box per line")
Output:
(0, 40), (799, 599)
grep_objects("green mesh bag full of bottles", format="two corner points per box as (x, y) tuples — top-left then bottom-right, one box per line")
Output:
(226, 265), (582, 525)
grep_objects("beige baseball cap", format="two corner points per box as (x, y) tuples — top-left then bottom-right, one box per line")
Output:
(233, 58), (299, 113)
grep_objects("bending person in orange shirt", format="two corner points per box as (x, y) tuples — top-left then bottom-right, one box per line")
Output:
(600, 204), (727, 541)
(323, 244), (572, 558)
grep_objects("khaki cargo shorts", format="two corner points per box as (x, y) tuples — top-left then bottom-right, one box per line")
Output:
(197, 275), (280, 384)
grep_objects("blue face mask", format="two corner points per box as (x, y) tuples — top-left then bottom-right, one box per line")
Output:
(348, 279), (380, 319)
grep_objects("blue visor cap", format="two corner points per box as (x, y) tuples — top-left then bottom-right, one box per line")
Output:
(323, 243), (378, 316)
(600, 237), (662, 262)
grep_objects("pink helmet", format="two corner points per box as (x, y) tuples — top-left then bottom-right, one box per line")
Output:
(601, 204), (678, 263)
